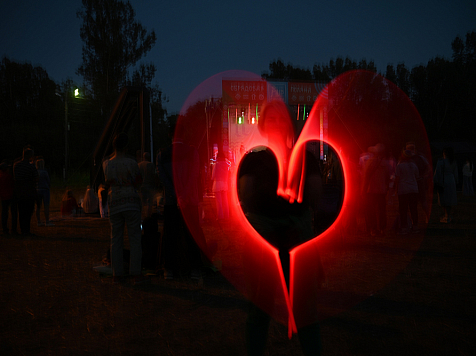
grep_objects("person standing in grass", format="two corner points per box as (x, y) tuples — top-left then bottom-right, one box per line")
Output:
(35, 158), (53, 226)
(13, 147), (38, 236)
(434, 147), (458, 223)
(395, 149), (419, 234)
(138, 152), (158, 218)
(212, 151), (230, 220)
(103, 133), (147, 285)
(0, 160), (17, 235)
(462, 158), (474, 197)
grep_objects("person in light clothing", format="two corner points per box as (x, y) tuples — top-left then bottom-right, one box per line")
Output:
(462, 158), (474, 197)
(212, 151), (229, 220)
(103, 133), (147, 285)
(395, 150), (419, 234)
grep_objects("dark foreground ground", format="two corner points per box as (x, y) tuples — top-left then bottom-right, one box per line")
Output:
(1, 191), (475, 356)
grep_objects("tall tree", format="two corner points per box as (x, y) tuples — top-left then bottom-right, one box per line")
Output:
(450, 31), (476, 139)
(0, 57), (64, 171)
(385, 64), (397, 85)
(77, 0), (156, 119)
(396, 63), (410, 96)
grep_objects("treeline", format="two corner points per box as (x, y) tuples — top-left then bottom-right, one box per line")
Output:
(1, 31), (474, 178)
(0, 57), (105, 177)
(0, 57), (167, 179)
(0, 0), (167, 181)
(262, 31), (476, 142)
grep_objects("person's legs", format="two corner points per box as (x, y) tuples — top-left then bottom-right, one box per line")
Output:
(17, 200), (26, 234)
(220, 190), (229, 219)
(368, 194), (379, 235)
(398, 194), (409, 231)
(377, 193), (387, 232)
(10, 198), (17, 233)
(25, 198), (35, 233)
(110, 212), (125, 277)
(17, 198), (35, 235)
(418, 181), (430, 222)
(446, 206), (453, 221)
(362, 193), (372, 234)
(441, 206), (448, 222)
(1, 200), (10, 233)
(298, 322), (322, 356)
(180, 204), (203, 271)
(140, 186), (153, 217)
(35, 193), (42, 224)
(161, 205), (180, 273)
(215, 191), (223, 219)
(43, 190), (51, 224)
(409, 193), (419, 228)
(246, 303), (271, 356)
(126, 209), (142, 276)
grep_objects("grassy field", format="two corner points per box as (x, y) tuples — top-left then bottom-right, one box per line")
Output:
(0, 190), (475, 355)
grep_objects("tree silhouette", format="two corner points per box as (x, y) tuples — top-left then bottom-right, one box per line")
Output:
(76, 0), (157, 120)
(0, 57), (64, 171)
(262, 32), (476, 142)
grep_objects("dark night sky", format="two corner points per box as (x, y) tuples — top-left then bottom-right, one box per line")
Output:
(1, 0), (475, 114)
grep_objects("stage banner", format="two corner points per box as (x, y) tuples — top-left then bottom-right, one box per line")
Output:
(222, 79), (267, 105)
(288, 82), (325, 105)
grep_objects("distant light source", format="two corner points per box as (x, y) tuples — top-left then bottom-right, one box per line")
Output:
(74, 88), (79, 97)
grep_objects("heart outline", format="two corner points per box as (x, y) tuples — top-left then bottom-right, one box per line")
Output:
(174, 69), (431, 336)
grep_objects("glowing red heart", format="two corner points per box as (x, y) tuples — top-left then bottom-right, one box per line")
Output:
(173, 70), (431, 336)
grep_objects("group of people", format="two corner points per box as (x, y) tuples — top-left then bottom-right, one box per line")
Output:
(102, 128), (206, 285)
(359, 141), (474, 233)
(1, 146), (53, 236)
(359, 141), (432, 236)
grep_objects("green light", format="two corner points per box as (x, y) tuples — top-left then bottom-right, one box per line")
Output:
(74, 88), (79, 97)
(238, 117), (243, 124)
(303, 104), (306, 120)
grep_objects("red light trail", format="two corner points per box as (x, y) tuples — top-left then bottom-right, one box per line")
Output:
(174, 69), (431, 337)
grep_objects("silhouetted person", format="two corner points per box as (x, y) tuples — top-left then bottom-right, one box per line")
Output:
(406, 142), (431, 223)
(0, 160), (17, 235)
(462, 158), (474, 197)
(103, 133), (147, 285)
(138, 152), (158, 217)
(13, 147), (38, 236)
(212, 151), (230, 220)
(361, 143), (391, 237)
(239, 100), (323, 356)
(156, 123), (205, 280)
(35, 158), (53, 226)
(395, 150), (419, 234)
(358, 148), (373, 234)
(434, 147), (458, 223)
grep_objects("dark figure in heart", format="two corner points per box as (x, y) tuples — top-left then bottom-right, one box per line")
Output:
(238, 100), (324, 356)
